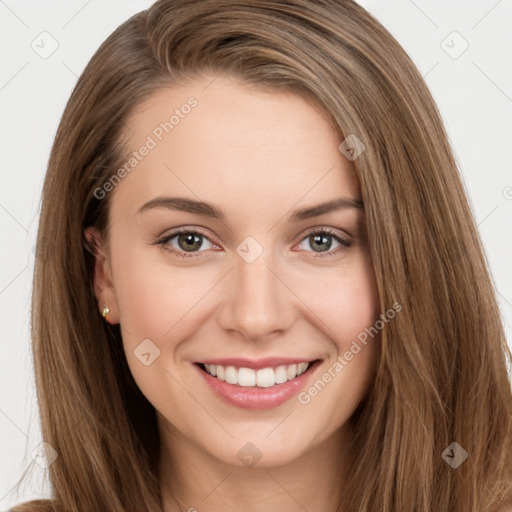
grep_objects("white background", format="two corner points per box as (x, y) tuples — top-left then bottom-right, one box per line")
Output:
(1, 0), (511, 508)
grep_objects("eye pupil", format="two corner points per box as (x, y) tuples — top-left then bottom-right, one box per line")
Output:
(310, 234), (332, 252)
(179, 233), (202, 251)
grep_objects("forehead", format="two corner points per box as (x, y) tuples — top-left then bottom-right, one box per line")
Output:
(112, 77), (360, 215)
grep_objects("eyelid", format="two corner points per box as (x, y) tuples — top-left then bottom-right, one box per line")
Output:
(298, 225), (352, 244)
(155, 225), (216, 242)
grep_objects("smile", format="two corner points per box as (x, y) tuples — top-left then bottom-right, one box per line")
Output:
(195, 358), (322, 409)
(200, 362), (310, 387)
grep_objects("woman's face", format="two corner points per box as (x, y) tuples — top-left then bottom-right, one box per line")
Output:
(89, 76), (380, 469)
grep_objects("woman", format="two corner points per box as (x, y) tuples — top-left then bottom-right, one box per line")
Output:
(11, 0), (512, 510)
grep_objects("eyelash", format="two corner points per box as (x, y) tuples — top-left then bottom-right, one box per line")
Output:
(153, 227), (352, 259)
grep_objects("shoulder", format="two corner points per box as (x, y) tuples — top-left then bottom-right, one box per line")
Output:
(7, 500), (60, 512)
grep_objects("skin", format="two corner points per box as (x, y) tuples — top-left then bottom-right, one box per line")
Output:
(86, 75), (381, 512)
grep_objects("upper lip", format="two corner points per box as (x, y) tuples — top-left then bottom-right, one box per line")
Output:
(197, 357), (319, 370)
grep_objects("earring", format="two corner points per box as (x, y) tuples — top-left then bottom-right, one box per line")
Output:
(102, 304), (110, 319)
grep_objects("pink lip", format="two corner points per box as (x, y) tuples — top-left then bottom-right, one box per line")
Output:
(195, 359), (321, 410)
(198, 357), (314, 370)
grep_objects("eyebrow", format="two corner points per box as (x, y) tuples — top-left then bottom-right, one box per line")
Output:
(137, 195), (364, 222)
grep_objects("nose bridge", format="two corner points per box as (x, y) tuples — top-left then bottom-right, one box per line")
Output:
(218, 235), (294, 340)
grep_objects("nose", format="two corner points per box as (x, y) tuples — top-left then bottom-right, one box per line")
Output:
(216, 245), (296, 342)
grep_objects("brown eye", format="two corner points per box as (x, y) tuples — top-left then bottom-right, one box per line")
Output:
(158, 229), (215, 258)
(297, 228), (352, 257)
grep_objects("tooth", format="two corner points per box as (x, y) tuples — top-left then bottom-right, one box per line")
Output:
(286, 364), (297, 380)
(256, 367), (275, 387)
(216, 365), (226, 381)
(297, 362), (309, 375)
(275, 365), (288, 384)
(238, 367), (256, 387)
(225, 366), (238, 385)
(205, 361), (313, 386)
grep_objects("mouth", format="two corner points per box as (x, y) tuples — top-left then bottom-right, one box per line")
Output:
(196, 360), (319, 388)
(194, 358), (322, 409)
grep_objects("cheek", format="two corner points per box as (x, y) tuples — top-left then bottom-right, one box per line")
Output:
(110, 242), (205, 408)
(110, 240), (226, 396)
(111, 240), (203, 339)
(296, 251), (380, 389)
(311, 252), (380, 349)
(297, 255), (381, 418)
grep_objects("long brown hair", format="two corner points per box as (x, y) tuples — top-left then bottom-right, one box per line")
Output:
(13, 0), (512, 510)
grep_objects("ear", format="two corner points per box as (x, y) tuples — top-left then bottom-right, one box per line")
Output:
(84, 226), (120, 324)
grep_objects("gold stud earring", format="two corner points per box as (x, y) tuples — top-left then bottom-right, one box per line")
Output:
(102, 304), (110, 319)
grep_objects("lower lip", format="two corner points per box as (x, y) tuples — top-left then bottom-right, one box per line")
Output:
(195, 360), (321, 410)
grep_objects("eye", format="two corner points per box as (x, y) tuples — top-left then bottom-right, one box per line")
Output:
(156, 229), (216, 258)
(296, 228), (352, 258)
(154, 227), (352, 259)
